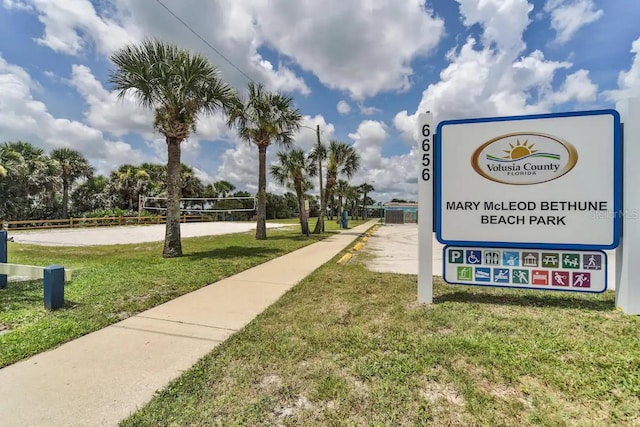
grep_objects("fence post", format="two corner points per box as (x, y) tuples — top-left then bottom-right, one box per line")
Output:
(0, 230), (6, 289)
(70, 217), (74, 228)
(43, 265), (65, 310)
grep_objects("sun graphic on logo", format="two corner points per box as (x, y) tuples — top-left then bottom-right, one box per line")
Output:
(504, 139), (537, 159)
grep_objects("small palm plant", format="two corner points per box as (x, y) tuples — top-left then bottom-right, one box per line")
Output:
(270, 148), (317, 235)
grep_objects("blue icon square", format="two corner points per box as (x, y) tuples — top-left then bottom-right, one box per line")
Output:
(474, 267), (491, 282)
(466, 250), (482, 264)
(502, 251), (520, 267)
(493, 268), (510, 283)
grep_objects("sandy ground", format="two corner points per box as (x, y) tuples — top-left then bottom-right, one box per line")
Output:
(363, 223), (617, 290)
(8, 222), (291, 246)
(363, 224), (443, 276)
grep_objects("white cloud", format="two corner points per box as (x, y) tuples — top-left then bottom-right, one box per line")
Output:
(347, 120), (420, 201)
(9, 0), (310, 96)
(5, 0), (141, 56)
(456, 0), (533, 53)
(337, 100), (351, 115)
(250, 0), (444, 100)
(603, 36), (640, 102)
(544, 0), (604, 44)
(0, 54), (145, 176)
(394, 0), (598, 145)
(69, 64), (153, 138)
(358, 104), (382, 115)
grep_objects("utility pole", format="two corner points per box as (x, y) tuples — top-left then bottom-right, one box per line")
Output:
(317, 124), (323, 211)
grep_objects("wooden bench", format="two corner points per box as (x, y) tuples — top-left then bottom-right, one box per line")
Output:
(0, 230), (72, 310)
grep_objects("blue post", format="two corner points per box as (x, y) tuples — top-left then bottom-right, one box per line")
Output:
(0, 230), (6, 289)
(43, 265), (65, 310)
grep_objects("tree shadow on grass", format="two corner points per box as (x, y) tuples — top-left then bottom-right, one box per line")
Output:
(434, 289), (615, 312)
(185, 246), (282, 261)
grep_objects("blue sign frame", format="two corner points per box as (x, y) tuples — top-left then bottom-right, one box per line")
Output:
(435, 109), (622, 251)
(442, 245), (608, 294)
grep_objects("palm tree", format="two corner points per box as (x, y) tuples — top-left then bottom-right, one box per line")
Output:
(213, 180), (236, 221)
(345, 184), (362, 220)
(322, 141), (360, 226)
(51, 148), (94, 218)
(270, 148), (317, 236)
(213, 180), (236, 198)
(359, 182), (375, 219)
(0, 141), (60, 219)
(226, 81), (303, 240)
(334, 179), (350, 223)
(110, 39), (236, 257)
(309, 138), (328, 233)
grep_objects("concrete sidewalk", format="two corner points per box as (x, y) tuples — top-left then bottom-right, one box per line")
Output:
(0, 220), (378, 427)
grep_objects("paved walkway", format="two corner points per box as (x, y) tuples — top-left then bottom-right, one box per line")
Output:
(0, 220), (378, 427)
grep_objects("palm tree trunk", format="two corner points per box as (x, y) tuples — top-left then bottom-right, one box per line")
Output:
(61, 180), (69, 219)
(294, 180), (309, 236)
(256, 144), (267, 240)
(163, 137), (183, 257)
(314, 179), (333, 234)
(314, 158), (325, 233)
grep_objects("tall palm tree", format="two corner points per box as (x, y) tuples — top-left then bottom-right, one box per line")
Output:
(345, 184), (362, 220)
(309, 139), (328, 233)
(51, 148), (94, 218)
(270, 148), (317, 236)
(359, 182), (375, 219)
(322, 141), (360, 226)
(110, 39), (236, 257)
(226, 81), (303, 240)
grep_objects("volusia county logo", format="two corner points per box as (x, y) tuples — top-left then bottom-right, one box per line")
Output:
(471, 132), (578, 185)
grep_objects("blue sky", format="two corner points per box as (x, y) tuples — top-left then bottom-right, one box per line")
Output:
(0, 0), (639, 201)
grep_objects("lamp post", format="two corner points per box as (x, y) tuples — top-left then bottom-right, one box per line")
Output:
(300, 125), (324, 232)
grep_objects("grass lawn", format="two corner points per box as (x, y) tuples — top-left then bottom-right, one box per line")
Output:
(0, 220), (365, 368)
(121, 252), (640, 426)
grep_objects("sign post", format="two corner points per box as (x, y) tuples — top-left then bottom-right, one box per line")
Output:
(615, 98), (640, 314)
(418, 112), (434, 304)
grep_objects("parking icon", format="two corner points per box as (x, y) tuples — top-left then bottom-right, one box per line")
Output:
(448, 249), (464, 264)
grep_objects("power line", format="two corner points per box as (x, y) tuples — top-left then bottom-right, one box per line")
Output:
(153, 0), (255, 83)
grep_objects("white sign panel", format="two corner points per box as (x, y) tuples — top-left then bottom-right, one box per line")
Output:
(436, 110), (621, 250)
(443, 246), (607, 293)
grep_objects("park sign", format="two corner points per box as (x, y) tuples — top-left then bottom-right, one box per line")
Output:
(435, 109), (622, 250)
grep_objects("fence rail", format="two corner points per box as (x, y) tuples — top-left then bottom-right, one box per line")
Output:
(1, 215), (223, 231)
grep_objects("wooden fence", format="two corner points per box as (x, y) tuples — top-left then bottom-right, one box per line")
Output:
(1, 215), (220, 231)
